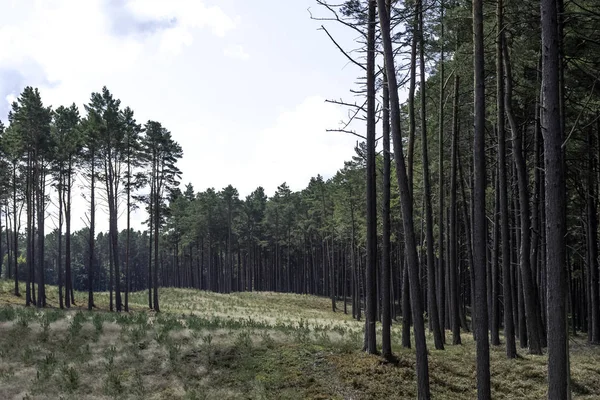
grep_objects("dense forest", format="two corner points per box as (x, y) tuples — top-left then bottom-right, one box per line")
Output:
(0, 0), (599, 398)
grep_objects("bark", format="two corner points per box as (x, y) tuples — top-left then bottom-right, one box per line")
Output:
(58, 171), (64, 309)
(496, 8), (517, 357)
(153, 154), (160, 312)
(13, 162), (19, 297)
(148, 189), (153, 309)
(504, 42), (543, 354)
(364, 0), (377, 355)
(542, 0), (570, 395)
(418, 0), (443, 350)
(66, 159), (74, 306)
(473, 0), (491, 396)
(491, 171), (500, 346)
(377, 1), (430, 397)
(125, 150), (131, 312)
(88, 151), (95, 310)
(438, 0), (446, 345)
(382, 64), (393, 358)
(36, 157), (46, 307)
(402, 254), (412, 348)
(587, 127), (600, 343)
(449, 75), (462, 346)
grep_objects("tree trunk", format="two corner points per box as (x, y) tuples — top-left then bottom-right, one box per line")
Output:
(491, 170), (500, 346)
(541, 0), (569, 395)
(58, 171), (64, 309)
(417, 0), (443, 350)
(87, 156), (95, 309)
(377, 1), (431, 397)
(496, 6), (517, 357)
(437, 0), (446, 345)
(450, 75), (462, 345)
(13, 162), (19, 297)
(587, 127), (600, 343)
(381, 60), (392, 358)
(364, 0), (377, 355)
(473, 0), (491, 395)
(36, 158), (46, 308)
(504, 42), (543, 354)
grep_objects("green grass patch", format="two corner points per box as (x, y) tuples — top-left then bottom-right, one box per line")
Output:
(1, 280), (599, 399)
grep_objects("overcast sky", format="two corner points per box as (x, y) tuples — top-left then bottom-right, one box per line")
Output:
(0, 0), (366, 231)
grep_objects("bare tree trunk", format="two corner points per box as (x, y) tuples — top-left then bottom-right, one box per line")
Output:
(450, 75), (462, 346)
(382, 58), (393, 358)
(542, 0), (569, 395)
(417, 0), (443, 350)
(496, 4), (517, 357)
(88, 150), (95, 311)
(58, 172), (64, 309)
(377, 1), (430, 397)
(587, 127), (600, 343)
(504, 42), (543, 355)
(364, 0), (377, 355)
(437, 0), (446, 345)
(13, 162), (19, 297)
(473, 0), (491, 395)
(491, 170), (500, 346)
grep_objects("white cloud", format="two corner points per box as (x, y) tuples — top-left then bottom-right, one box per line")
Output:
(171, 96), (357, 200)
(5, 94), (16, 107)
(223, 45), (250, 61)
(249, 96), (357, 195)
(125, 0), (239, 54)
(0, 0), (144, 90)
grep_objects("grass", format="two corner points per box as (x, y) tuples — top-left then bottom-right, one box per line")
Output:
(1, 280), (599, 399)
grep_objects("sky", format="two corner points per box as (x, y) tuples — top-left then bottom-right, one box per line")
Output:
(0, 0), (367, 231)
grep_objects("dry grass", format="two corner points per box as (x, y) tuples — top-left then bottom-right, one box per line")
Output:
(1, 280), (599, 399)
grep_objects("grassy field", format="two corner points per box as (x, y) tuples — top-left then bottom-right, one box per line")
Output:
(0, 281), (599, 399)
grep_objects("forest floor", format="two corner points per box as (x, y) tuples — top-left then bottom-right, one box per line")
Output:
(0, 281), (599, 399)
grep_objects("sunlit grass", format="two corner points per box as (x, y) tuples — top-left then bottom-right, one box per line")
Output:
(0, 279), (599, 399)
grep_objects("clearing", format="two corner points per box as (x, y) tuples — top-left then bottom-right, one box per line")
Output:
(0, 281), (599, 399)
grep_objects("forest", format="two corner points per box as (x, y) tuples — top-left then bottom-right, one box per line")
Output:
(0, 0), (599, 399)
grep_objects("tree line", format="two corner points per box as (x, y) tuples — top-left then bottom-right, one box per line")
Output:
(0, 86), (182, 313)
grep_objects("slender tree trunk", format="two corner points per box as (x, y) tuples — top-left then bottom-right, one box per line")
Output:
(4, 205), (10, 281)
(13, 162), (19, 297)
(504, 42), (543, 354)
(491, 171), (500, 346)
(473, 0), (491, 395)
(364, 0), (377, 355)
(125, 152), (131, 312)
(36, 158), (46, 308)
(458, 155), (474, 334)
(88, 151), (95, 311)
(437, 0), (446, 345)
(109, 233), (114, 311)
(153, 160), (160, 312)
(417, 0), (443, 350)
(587, 128), (600, 343)
(496, 6), (517, 357)
(381, 62), (392, 358)
(542, 0), (569, 395)
(148, 190), (153, 309)
(58, 171), (64, 309)
(378, 1), (431, 397)
(401, 0), (419, 351)
(450, 75), (462, 345)
(66, 162), (74, 306)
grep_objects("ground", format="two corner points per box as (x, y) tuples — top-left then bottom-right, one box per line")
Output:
(0, 281), (599, 399)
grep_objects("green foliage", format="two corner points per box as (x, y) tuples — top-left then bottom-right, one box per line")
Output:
(58, 364), (79, 393)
